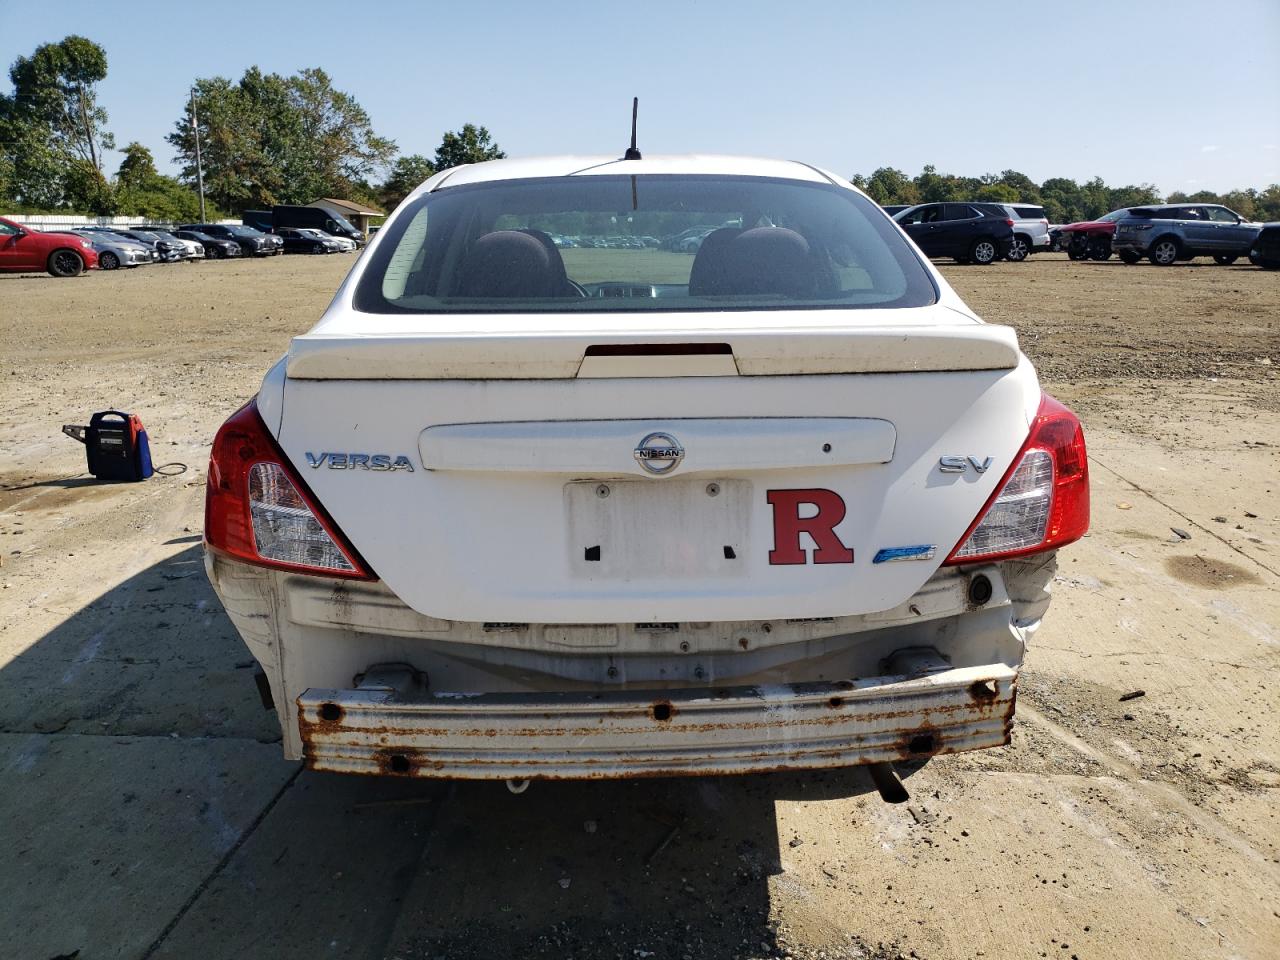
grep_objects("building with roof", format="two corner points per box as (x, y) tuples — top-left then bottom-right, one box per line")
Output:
(307, 198), (386, 238)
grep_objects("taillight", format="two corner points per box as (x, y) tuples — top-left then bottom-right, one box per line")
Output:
(205, 400), (373, 579)
(1005, 218), (1015, 227)
(945, 394), (1089, 565)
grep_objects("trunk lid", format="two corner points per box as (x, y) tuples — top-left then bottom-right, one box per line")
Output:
(275, 309), (1039, 623)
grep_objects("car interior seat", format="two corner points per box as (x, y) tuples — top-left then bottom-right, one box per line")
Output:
(454, 229), (576, 298)
(689, 226), (825, 298)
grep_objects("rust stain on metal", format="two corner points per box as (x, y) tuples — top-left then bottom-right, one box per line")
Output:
(298, 667), (1021, 780)
(968, 679), (998, 704)
(299, 696), (1018, 741)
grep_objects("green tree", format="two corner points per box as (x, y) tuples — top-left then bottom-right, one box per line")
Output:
(858, 167), (920, 205)
(0, 35), (115, 210)
(168, 67), (398, 212)
(915, 165), (962, 202)
(116, 140), (158, 188)
(282, 68), (397, 202)
(995, 169), (1040, 202)
(434, 123), (505, 170)
(1040, 177), (1084, 223)
(975, 182), (1021, 203)
(1106, 183), (1161, 212)
(379, 153), (436, 210)
(167, 76), (264, 212)
(112, 141), (211, 221)
(1256, 185), (1280, 221)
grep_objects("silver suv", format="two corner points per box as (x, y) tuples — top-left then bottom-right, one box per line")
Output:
(990, 204), (1050, 262)
(1112, 204), (1262, 266)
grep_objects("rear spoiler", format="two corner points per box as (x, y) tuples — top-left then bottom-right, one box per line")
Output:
(286, 321), (1022, 380)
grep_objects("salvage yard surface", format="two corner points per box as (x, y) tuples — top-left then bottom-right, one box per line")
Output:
(1, 255), (1277, 960)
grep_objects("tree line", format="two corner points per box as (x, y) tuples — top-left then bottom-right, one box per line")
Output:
(4, 36), (1277, 224)
(850, 165), (1280, 224)
(0, 35), (504, 220)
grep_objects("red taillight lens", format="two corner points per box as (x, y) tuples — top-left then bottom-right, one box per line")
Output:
(1005, 218), (1015, 227)
(944, 393), (1089, 564)
(204, 400), (373, 579)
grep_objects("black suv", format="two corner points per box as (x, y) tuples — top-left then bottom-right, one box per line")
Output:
(179, 223), (284, 257)
(892, 202), (1013, 264)
(1111, 204), (1262, 266)
(1250, 224), (1280, 269)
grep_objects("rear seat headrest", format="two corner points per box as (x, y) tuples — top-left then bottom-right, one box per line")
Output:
(688, 226), (818, 298)
(455, 230), (569, 298)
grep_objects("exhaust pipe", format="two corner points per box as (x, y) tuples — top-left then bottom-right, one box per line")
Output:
(506, 778), (530, 795)
(866, 762), (909, 804)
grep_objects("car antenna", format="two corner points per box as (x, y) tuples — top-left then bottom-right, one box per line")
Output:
(623, 97), (641, 160)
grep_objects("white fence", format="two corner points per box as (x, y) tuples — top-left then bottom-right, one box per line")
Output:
(2, 214), (242, 231)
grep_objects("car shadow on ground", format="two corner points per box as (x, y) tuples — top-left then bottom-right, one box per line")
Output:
(1, 545), (888, 959)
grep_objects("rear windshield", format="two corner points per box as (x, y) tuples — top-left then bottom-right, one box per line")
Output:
(354, 175), (936, 314)
(1013, 206), (1046, 219)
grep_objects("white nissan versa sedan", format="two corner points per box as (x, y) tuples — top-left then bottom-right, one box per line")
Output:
(204, 155), (1089, 787)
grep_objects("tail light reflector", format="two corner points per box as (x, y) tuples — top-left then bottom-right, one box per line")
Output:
(945, 394), (1089, 564)
(205, 400), (373, 579)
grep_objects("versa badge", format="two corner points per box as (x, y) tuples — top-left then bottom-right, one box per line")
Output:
(306, 452), (415, 472)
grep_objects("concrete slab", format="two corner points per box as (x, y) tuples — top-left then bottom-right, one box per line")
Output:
(150, 772), (447, 959)
(0, 733), (295, 960)
(0, 543), (278, 743)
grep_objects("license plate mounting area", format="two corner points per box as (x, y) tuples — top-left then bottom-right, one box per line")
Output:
(565, 478), (752, 580)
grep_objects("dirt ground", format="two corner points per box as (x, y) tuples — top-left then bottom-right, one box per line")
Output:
(0, 253), (1277, 960)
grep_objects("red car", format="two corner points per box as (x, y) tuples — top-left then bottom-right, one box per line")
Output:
(0, 216), (99, 276)
(1058, 209), (1133, 262)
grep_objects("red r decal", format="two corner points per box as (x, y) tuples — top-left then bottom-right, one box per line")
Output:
(767, 489), (855, 565)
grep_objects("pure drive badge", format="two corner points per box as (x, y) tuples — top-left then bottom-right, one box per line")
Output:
(305, 452), (415, 472)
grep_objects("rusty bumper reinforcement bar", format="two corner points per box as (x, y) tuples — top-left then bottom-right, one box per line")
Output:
(297, 663), (1017, 779)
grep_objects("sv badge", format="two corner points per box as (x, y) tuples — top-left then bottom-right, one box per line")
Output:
(939, 455), (992, 475)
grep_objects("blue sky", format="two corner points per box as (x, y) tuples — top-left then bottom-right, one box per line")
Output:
(3, 0), (1278, 194)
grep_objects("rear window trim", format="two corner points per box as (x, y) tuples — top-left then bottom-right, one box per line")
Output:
(354, 174), (940, 315)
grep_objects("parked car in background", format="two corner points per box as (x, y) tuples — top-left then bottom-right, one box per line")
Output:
(103, 228), (187, 262)
(1248, 223), (1280, 269)
(180, 223), (284, 256)
(203, 153), (1087, 784)
(296, 227), (355, 252)
(1057, 209), (1132, 261)
(70, 230), (155, 270)
(276, 227), (343, 254)
(0, 216), (98, 276)
(662, 225), (720, 251)
(1112, 204), (1262, 266)
(893, 202), (1013, 264)
(307, 229), (353, 252)
(173, 229), (241, 259)
(142, 228), (204, 260)
(990, 204), (1050, 262)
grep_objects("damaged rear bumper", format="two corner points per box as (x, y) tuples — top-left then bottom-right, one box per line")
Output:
(297, 661), (1016, 780)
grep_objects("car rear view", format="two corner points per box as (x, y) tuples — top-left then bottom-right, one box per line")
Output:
(1002, 204), (1051, 262)
(204, 156), (1088, 782)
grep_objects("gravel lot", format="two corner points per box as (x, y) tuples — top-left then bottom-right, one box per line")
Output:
(1, 253), (1277, 960)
